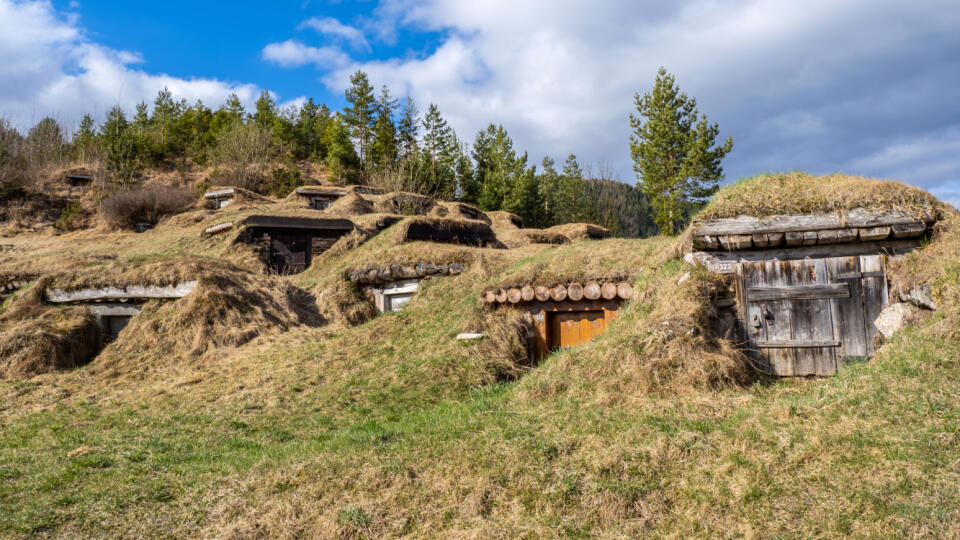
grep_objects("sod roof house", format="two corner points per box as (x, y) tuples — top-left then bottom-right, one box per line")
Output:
(348, 261), (466, 313)
(295, 186), (349, 210)
(482, 279), (633, 361)
(687, 200), (940, 377)
(236, 215), (355, 274)
(204, 188), (236, 209)
(44, 281), (197, 347)
(66, 173), (92, 188)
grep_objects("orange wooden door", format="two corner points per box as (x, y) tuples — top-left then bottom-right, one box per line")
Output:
(550, 311), (606, 350)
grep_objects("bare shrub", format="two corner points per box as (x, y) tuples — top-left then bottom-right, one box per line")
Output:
(215, 122), (272, 190)
(100, 184), (194, 230)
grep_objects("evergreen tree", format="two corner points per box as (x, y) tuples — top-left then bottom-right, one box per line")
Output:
(224, 93), (245, 121)
(151, 87), (180, 150)
(474, 124), (524, 211)
(420, 104), (456, 197)
(538, 156), (560, 224)
(629, 67), (733, 234)
(454, 141), (476, 203)
(505, 161), (546, 227)
(101, 106), (145, 185)
(253, 90), (277, 131)
(323, 113), (359, 182)
(294, 97), (320, 159)
(133, 101), (149, 132)
(370, 85), (398, 169)
(74, 113), (98, 161)
(559, 154), (593, 223)
(343, 70), (376, 171)
(396, 97), (419, 161)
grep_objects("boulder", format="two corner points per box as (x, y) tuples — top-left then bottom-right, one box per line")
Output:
(899, 284), (937, 311)
(874, 302), (920, 340)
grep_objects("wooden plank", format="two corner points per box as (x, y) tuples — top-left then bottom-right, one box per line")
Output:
(756, 340), (840, 348)
(827, 256), (868, 359)
(692, 209), (929, 236)
(785, 231), (818, 246)
(746, 283), (850, 301)
(859, 226), (890, 242)
(692, 235), (720, 249)
(719, 234), (753, 250)
(762, 261), (796, 376)
(860, 255), (888, 355)
(891, 222), (926, 239)
(689, 238), (924, 265)
(752, 232), (784, 248)
(793, 258), (838, 376)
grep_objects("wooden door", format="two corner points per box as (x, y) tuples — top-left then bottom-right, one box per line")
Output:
(269, 236), (308, 274)
(737, 255), (888, 376)
(549, 311), (606, 350)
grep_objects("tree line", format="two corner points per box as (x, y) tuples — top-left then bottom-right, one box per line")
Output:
(2, 67), (731, 236)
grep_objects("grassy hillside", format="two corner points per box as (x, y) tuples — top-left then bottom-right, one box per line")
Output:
(2, 173), (960, 537)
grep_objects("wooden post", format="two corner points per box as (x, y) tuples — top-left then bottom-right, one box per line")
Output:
(496, 289), (508, 303)
(567, 283), (584, 301)
(617, 282), (633, 299)
(507, 288), (522, 303)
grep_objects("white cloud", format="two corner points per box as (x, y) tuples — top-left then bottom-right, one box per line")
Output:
(261, 39), (351, 69)
(310, 0), (960, 192)
(0, 0), (261, 132)
(299, 16), (369, 51)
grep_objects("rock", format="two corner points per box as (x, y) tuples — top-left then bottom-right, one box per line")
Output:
(683, 253), (696, 266)
(900, 284), (937, 311)
(677, 271), (691, 285)
(874, 302), (920, 340)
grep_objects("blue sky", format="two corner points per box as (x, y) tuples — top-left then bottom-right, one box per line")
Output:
(3, 0), (960, 206)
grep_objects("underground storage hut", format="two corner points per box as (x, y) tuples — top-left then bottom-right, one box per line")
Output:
(687, 205), (940, 376)
(236, 215), (355, 274)
(295, 186), (349, 210)
(348, 261), (466, 313)
(44, 281), (197, 346)
(204, 188), (236, 209)
(482, 280), (633, 361)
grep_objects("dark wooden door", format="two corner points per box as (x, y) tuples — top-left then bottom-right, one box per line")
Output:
(269, 236), (308, 274)
(737, 255), (887, 376)
(549, 311), (606, 350)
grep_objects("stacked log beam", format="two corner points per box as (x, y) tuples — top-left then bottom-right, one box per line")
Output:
(482, 280), (633, 305)
(691, 210), (934, 251)
(347, 260), (467, 285)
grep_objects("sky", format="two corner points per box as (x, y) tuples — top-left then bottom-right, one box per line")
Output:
(1, 0), (959, 205)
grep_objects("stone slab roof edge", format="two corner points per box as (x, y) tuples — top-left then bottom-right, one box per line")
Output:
(204, 188), (235, 198)
(692, 208), (934, 237)
(240, 215), (355, 230)
(46, 281), (198, 303)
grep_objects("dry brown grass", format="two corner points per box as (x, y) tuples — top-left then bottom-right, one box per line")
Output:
(370, 191), (437, 215)
(545, 222), (611, 241)
(326, 192), (374, 215)
(100, 184), (195, 230)
(428, 201), (491, 224)
(0, 306), (100, 379)
(700, 172), (950, 220)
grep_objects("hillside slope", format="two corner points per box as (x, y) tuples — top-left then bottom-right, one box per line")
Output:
(1, 173), (960, 537)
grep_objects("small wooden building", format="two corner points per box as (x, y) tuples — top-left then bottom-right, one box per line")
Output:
(348, 261), (466, 313)
(482, 280), (633, 360)
(295, 187), (348, 210)
(45, 281), (197, 346)
(204, 188), (236, 209)
(237, 215), (355, 274)
(688, 208), (937, 376)
(66, 173), (92, 188)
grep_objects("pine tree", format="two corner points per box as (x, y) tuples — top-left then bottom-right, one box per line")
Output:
(343, 70), (376, 171)
(151, 87), (179, 149)
(133, 101), (149, 133)
(253, 90), (277, 131)
(323, 113), (359, 182)
(396, 97), (418, 162)
(74, 113), (97, 161)
(370, 85), (398, 170)
(559, 154), (593, 223)
(505, 161), (546, 227)
(539, 156), (560, 224)
(474, 124), (523, 211)
(629, 67), (733, 234)
(101, 106), (144, 185)
(224, 93), (245, 122)
(420, 104), (456, 197)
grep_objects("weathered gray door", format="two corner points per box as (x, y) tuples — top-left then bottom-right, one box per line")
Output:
(737, 255), (887, 376)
